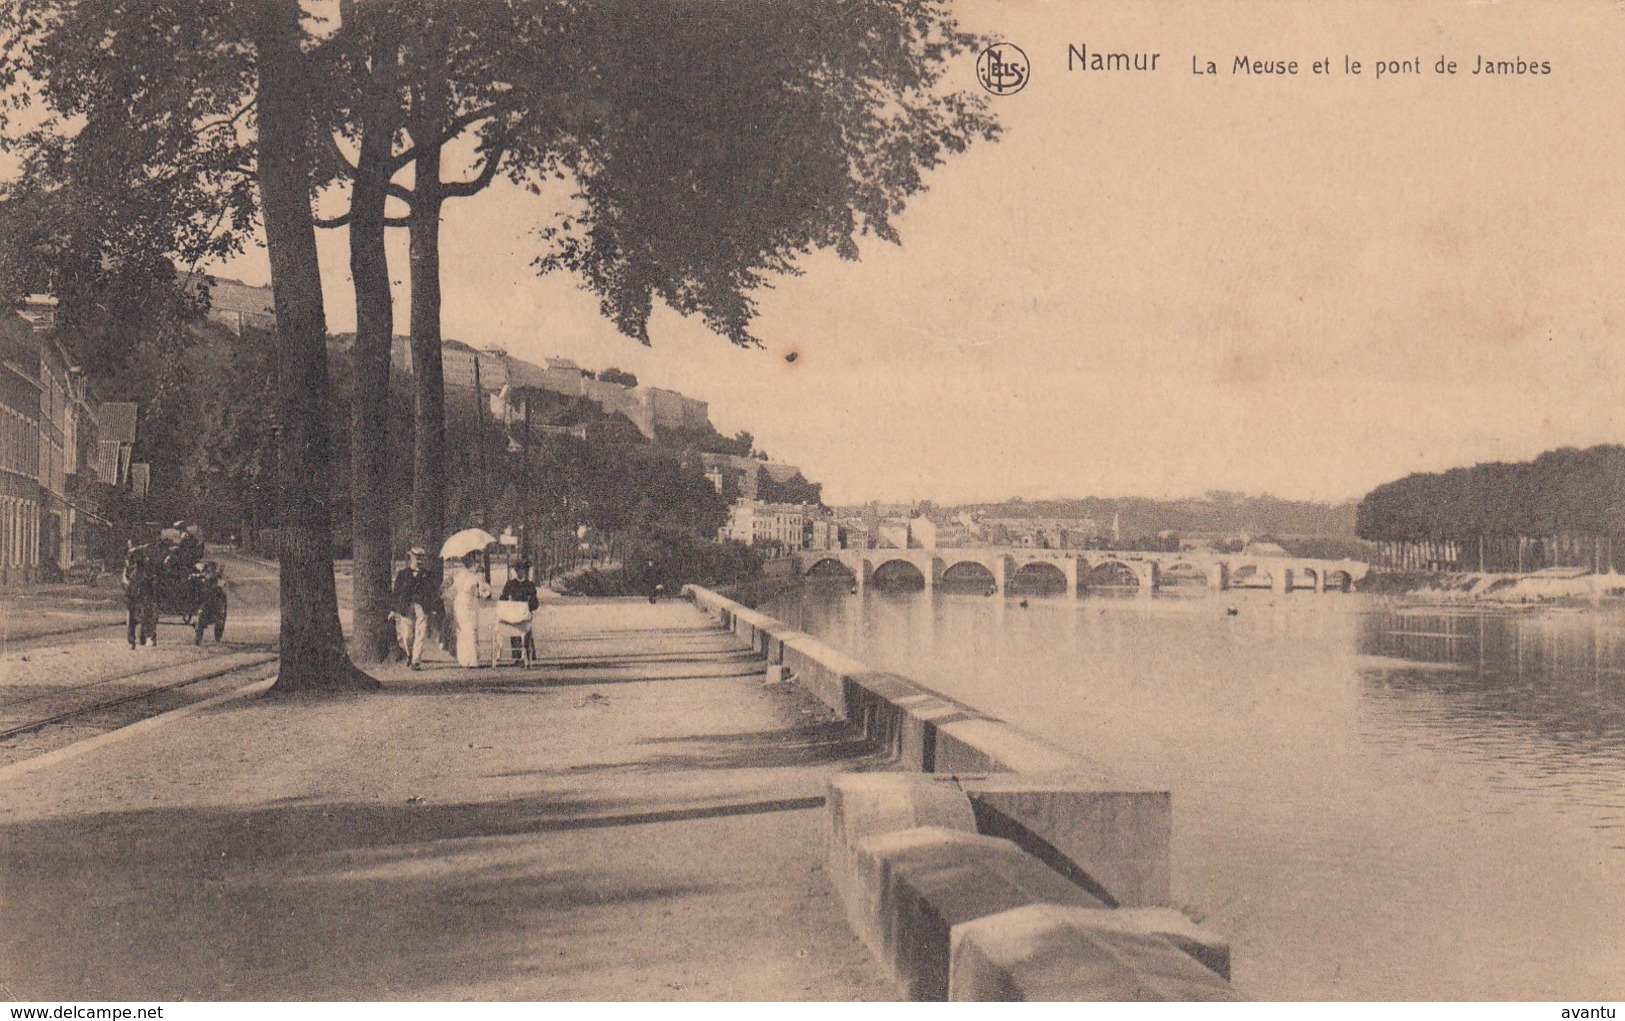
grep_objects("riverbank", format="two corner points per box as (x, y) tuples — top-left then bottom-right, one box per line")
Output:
(0, 599), (896, 1000)
(1362, 567), (1625, 605)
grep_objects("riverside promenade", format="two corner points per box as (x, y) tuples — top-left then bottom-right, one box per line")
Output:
(0, 599), (897, 1001)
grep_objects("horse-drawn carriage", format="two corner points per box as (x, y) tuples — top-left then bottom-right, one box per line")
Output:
(122, 536), (228, 648)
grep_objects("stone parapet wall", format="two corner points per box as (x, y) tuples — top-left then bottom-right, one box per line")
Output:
(684, 584), (1237, 1001)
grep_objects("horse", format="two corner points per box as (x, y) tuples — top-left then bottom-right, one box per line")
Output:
(122, 544), (160, 648)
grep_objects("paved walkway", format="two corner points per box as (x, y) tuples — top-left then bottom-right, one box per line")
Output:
(0, 599), (897, 1001)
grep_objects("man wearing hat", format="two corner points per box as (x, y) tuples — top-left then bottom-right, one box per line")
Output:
(391, 547), (436, 668)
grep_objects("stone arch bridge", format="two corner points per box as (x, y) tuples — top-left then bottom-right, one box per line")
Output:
(793, 548), (1369, 596)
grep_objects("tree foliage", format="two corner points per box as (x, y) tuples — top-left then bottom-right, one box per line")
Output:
(0, 1), (258, 300)
(757, 470), (822, 508)
(1356, 446), (1625, 543)
(527, 0), (998, 346)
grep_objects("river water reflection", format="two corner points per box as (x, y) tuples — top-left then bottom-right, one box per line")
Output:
(763, 583), (1625, 999)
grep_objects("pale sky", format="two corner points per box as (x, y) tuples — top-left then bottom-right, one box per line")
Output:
(201, 1), (1625, 504)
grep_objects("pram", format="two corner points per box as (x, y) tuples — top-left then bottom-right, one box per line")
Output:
(487, 599), (537, 667)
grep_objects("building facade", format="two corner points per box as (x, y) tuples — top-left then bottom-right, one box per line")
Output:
(0, 297), (125, 582)
(720, 500), (811, 552)
(0, 307), (43, 581)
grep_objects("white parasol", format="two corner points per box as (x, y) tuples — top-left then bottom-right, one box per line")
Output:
(440, 528), (498, 560)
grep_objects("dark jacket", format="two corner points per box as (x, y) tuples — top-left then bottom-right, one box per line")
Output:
(500, 578), (540, 612)
(392, 567), (436, 614)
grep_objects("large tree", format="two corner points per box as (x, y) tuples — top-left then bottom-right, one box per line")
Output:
(312, 2), (409, 664)
(391, 6), (546, 560)
(246, 0), (375, 689)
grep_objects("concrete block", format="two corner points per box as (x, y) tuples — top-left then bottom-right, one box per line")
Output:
(827, 772), (978, 850)
(760, 623), (811, 664)
(782, 635), (871, 715)
(764, 664), (790, 686)
(1070, 907), (1231, 980)
(934, 717), (1082, 774)
(845, 827), (998, 964)
(843, 672), (937, 768)
(853, 827), (1108, 1000)
(826, 776), (980, 958)
(781, 640), (833, 705)
(960, 772), (1172, 908)
(949, 903), (1238, 1001)
(896, 695), (977, 771)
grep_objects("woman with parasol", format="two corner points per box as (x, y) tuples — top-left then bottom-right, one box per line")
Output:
(441, 529), (496, 668)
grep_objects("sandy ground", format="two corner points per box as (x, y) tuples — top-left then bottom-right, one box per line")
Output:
(0, 599), (898, 1001)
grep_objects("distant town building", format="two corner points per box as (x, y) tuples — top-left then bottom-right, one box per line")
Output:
(807, 517), (844, 551)
(908, 516), (937, 550)
(721, 499), (811, 552)
(835, 517), (872, 550)
(877, 517), (911, 549)
(696, 453), (805, 501)
(977, 516), (1099, 549)
(2, 297), (126, 581)
(877, 517), (942, 549)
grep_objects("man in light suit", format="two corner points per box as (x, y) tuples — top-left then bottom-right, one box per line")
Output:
(391, 547), (435, 669)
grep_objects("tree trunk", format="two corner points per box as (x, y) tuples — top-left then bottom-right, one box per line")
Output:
(251, 0), (377, 692)
(347, 10), (401, 665)
(409, 131), (447, 565)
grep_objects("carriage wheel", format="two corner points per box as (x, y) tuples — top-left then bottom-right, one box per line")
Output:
(214, 599), (227, 642)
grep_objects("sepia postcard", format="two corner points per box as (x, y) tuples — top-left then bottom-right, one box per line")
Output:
(1, 0), (1623, 1010)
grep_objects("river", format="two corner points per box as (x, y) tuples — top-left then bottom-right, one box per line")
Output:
(762, 582), (1625, 1000)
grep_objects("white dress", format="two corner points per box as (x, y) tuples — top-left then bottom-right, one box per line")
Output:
(449, 566), (492, 667)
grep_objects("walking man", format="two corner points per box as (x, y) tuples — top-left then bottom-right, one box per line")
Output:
(391, 547), (435, 669)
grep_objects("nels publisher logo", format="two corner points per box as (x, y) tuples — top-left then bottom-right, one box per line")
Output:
(977, 42), (1029, 95)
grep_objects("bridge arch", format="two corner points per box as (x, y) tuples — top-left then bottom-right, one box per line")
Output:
(1008, 560), (1068, 596)
(1230, 563), (1272, 589)
(1085, 560), (1141, 589)
(940, 560), (998, 592)
(803, 557), (856, 583)
(870, 558), (927, 591)
(1159, 561), (1209, 588)
(1325, 569), (1353, 593)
